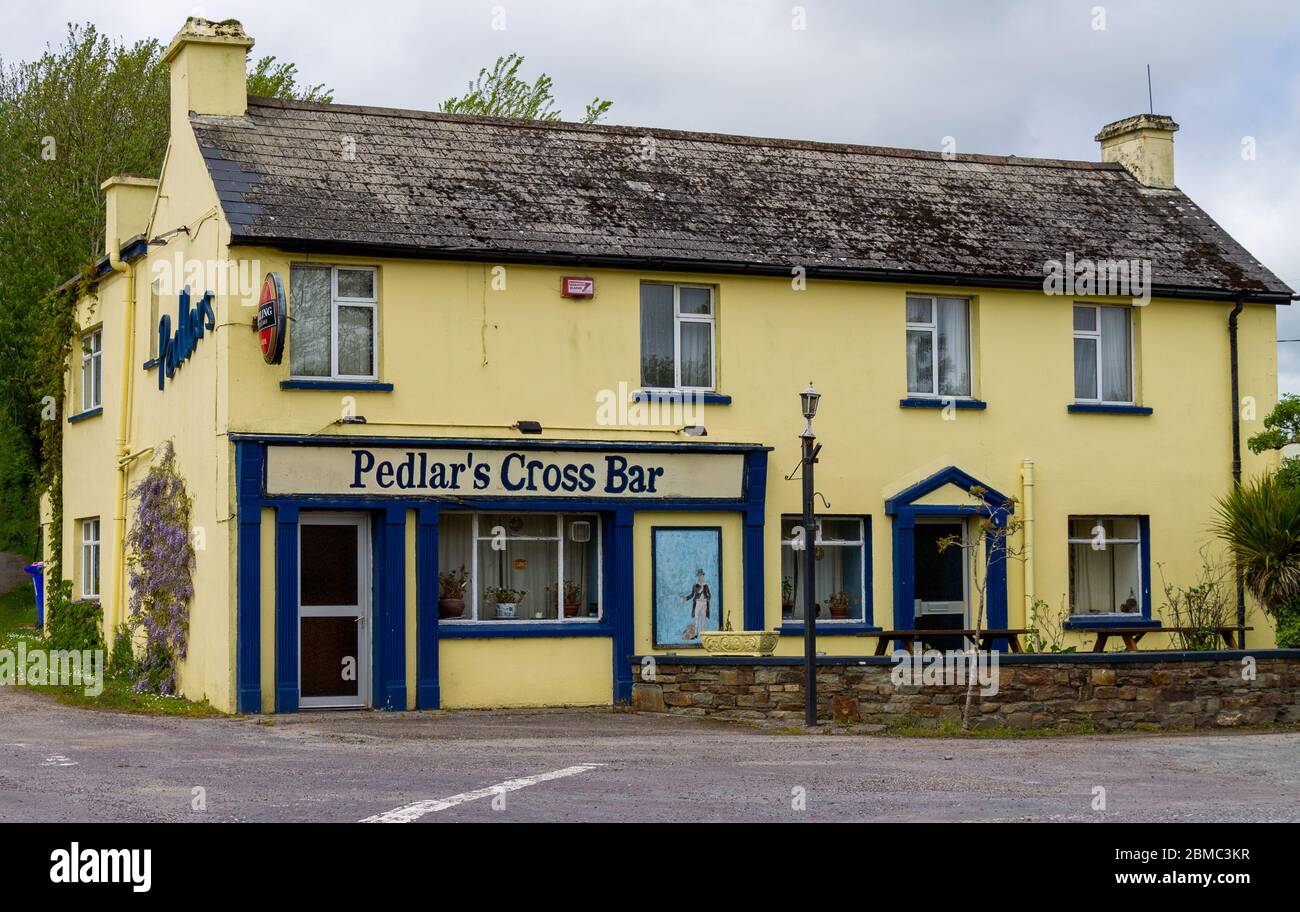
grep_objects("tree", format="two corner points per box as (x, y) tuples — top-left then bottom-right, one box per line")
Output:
(0, 23), (330, 556)
(438, 53), (611, 123)
(1247, 394), (1300, 488)
(1212, 473), (1300, 647)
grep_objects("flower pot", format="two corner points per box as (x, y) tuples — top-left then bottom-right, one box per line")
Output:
(564, 602), (581, 618)
(495, 602), (519, 619)
(828, 602), (849, 620)
(438, 597), (464, 619)
(699, 630), (779, 657)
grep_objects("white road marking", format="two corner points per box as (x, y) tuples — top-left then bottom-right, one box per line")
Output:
(42, 754), (76, 767)
(360, 763), (604, 823)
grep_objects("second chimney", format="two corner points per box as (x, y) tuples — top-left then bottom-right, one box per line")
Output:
(1096, 114), (1180, 189)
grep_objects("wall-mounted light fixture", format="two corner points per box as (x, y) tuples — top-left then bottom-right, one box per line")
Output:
(516, 420), (543, 434)
(680, 425), (708, 437)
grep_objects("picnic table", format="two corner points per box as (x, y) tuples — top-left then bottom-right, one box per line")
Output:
(863, 628), (1030, 655)
(1088, 625), (1252, 652)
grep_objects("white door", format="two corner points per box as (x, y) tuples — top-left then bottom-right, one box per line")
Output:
(298, 513), (370, 709)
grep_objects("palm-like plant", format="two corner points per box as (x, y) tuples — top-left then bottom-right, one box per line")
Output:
(1212, 473), (1300, 617)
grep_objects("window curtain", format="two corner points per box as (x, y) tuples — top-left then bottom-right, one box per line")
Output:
(1074, 337), (1098, 399)
(640, 284), (674, 387)
(290, 265), (332, 377)
(1100, 306), (1131, 401)
(936, 297), (970, 396)
(679, 321), (711, 387)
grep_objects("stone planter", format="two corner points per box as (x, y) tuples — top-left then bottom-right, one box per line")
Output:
(700, 630), (779, 657)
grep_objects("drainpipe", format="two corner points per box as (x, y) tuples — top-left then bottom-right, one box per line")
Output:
(106, 238), (137, 643)
(1020, 459), (1035, 630)
(1228, 295), (1245, 648)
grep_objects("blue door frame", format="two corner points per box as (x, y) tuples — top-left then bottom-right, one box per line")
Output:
(884, 466), (1013, 648)
(234, 436), (770, 713)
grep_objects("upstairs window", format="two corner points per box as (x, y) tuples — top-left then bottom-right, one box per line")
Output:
(290, 265), (378, 380)
(1073, 304), (1132, 404)
(640, 283), (715, 390)
(81, 328), (102, 412)
(906, 295), (971, 397)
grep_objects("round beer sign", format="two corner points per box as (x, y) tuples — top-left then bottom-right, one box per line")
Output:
(257, 272), (286, 364)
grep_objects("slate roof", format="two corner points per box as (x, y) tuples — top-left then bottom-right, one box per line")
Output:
(190, 97), (1292, 301)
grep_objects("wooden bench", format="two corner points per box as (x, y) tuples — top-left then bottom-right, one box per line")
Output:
(1088, 625), (1253, 652)
(863, 628), (1031, 655)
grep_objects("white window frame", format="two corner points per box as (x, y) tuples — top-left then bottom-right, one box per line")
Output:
(1067, 515), (1143, 618)
(80, 517), (100, 599)
(905, 295), (972, 399)
(1072, 304), (1134, 405)
(642, 283), (716, 392)
(779, 515), (867, 625)
(441, 512), (603, 624)
(81, 328), (102, 412)
(291, 265), (379, 381)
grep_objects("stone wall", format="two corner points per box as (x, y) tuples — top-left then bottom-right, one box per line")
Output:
(629, 652), (1300, 730)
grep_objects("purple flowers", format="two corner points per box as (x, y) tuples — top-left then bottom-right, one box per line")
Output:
(124, 442), (194, 695)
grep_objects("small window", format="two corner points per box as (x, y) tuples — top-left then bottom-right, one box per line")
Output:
(906, 295), (971, 397)
(1073, 304), (1132, 403)
(290, 265), (378, 380)
(1068, 516), (1143, 616)
(640, 283), (716, 390)
(81, 328), (103, 412)
(779, 516), (869, 623)
(438, 513), (602, 623)
(81, 517), (101, 599)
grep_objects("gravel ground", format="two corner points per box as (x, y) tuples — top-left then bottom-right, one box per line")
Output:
(1, 686), (1297, 822)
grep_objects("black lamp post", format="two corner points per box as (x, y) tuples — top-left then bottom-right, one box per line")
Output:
(799, 382), (821, 727)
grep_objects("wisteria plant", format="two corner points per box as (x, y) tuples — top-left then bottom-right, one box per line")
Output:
(124, 441), (194, 694)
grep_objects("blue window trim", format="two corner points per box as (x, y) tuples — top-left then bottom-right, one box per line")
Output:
(281, 379), (394, 392)
(233, 438), (770, 712)
(899, 397), (987, 411)
(884, 466), (1011, 648)
(1063, 514), (1153, 627)
(1067, 403), (1153, 415)
(632, 389), (732, 405)
(67, 407), (103, 424)
(779, 623), (880, 636)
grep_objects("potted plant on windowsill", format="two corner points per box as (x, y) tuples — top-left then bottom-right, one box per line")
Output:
(438, 566), (468, 619)
(486, 587), (526, 619)
(781, 576), (795, 617)
(563, 581), (582, 618)
(828, 590), (852, 620)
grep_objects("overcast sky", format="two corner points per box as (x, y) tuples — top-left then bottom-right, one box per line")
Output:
(6, 1), (1299, 390)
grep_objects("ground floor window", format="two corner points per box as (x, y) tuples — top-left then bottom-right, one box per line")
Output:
(439, 512), (602, 622)
(779, 516), (868, 623)
(1068, 516), (1143, 616)
(80, 517), (100, 599)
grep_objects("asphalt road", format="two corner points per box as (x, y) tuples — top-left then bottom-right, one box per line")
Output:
(1, 686), (1297, 822)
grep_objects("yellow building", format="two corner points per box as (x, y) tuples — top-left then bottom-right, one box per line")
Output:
(56, 18), (1293, 713)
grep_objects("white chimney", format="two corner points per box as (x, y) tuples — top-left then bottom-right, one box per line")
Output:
(1095, 114), (1180, 190)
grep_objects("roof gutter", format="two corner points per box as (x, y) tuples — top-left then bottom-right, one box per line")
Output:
(227, 234), (1295, 305)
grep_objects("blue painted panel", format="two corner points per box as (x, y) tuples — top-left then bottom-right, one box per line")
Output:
(1067, 403), (1153, 416)
(275, 505), (300, 713)
(235, 443), (264, 713)
(898, 397), (987, 410)
(416, 505), (440, 709)
(612, 509), (635, 703)
(380, 505), (407, 710)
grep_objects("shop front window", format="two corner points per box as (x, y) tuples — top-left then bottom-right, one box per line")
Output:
(439, 513), (601, 622)
(779, 516), (868, 623)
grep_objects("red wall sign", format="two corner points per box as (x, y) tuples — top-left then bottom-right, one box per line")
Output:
(257, 272), (286, 364)
(561, 276), (595, 298)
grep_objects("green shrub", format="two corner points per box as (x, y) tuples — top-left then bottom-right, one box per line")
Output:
(1276, 601), (1300, 649)
(44, 591), (104, 652)
(105, 623), (138, 681)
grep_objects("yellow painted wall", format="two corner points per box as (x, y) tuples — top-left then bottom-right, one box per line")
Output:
(439, 638), (613, 708)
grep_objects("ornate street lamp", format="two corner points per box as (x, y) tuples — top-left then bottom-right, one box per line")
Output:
(799, 382), (821, 727)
